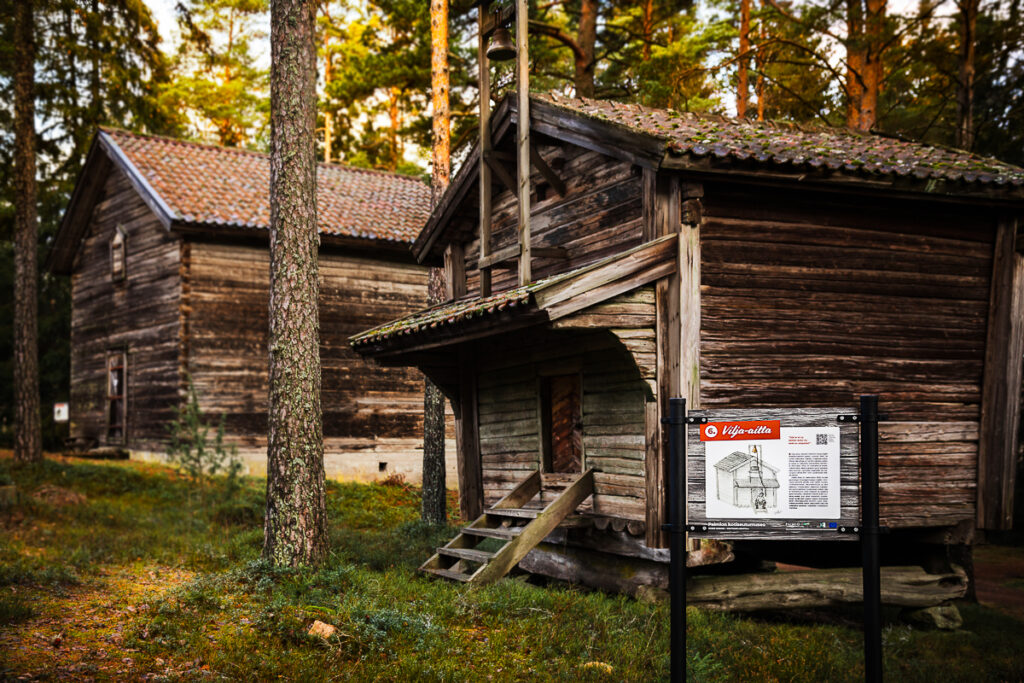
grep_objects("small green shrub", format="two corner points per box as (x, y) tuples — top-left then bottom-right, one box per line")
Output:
(166, 379), (242, 505)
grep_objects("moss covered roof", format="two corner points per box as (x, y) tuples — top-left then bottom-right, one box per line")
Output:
(349, 285), (536, 347)
(538, 94), (1024, 188)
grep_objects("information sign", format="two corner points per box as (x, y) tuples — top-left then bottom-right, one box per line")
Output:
(686, 407), (860, 541)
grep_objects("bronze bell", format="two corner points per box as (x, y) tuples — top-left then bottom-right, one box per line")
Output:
(487, 27), (516, 62)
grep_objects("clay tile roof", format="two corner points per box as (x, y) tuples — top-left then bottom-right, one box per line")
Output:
(102, 128), (431, 243)
(537, 93), (1024, 188)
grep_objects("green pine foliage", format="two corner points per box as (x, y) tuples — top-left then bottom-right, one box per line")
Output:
(160, 0), (270, 149)
(166, 379), (242, 505)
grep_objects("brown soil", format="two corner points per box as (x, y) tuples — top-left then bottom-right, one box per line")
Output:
(0, 565), (193, 681)
(973, 544), (1024, 622)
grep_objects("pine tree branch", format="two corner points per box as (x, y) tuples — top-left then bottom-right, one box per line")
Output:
(527, 19), (586, 62)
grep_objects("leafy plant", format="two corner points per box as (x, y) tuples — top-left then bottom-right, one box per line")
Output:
(166, 379), (242, 505)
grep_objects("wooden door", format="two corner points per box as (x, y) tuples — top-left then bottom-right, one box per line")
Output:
(544, 374), (582, 473)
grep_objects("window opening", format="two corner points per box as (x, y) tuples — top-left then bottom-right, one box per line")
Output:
(107, 351), (126, 442)
(110, 226), (126, 282)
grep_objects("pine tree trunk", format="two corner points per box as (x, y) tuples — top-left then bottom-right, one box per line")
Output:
(574, 0), (598, 97)
(737, 0), (750, 118)
(263, 0), (326, 567)
(956, 0), (978, 149)
(14, 0), (42, 465)
(845, 0), (885, 131)
(845, 0), (867, 129)
(642, 0), (654, 61)
(422, 0), (451, 526)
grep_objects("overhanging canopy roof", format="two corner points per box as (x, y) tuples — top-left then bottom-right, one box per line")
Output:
(351, 234), (677, 358)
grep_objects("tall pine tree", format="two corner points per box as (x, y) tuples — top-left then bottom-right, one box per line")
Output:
(12, 0), (41, 464)
(263, 0), (327, 567)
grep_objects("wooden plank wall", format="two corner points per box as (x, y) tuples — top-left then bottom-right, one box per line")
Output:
(70, 168), (182, 450)
(186, 242), (434, 457)
(700, 185), (995, 529)
(477, 290), (655, 526)
(464, 144), (643, 293)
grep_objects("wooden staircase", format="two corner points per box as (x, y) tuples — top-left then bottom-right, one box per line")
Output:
(419, 468), (595, 586)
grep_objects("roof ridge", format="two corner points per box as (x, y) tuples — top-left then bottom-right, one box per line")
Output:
(101, 126), (427, 184)
(533, 91), (1024, 184)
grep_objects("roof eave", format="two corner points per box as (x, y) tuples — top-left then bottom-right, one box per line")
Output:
(414, 97), (516, 264)
(97, 130), (178, 228)
(413, 95), (668, 265)
(46, 134), (109, 274)
(660, 152), (1024, 207)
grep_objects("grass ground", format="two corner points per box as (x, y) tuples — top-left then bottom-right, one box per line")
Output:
(1, 454), (1022, 682)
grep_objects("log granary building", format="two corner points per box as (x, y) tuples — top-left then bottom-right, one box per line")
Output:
(352, 93), (1024, 591)
(49, 128), (454, 483)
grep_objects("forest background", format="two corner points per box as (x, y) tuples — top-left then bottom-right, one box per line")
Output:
(1, 0), (1022, 449)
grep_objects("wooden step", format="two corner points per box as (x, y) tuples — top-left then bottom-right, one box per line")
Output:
(472, 469), (595, 586)
(437, 547), (495, 563)
(422, 567), (473, 582)
(487, 507), (542, 519)
(541, 473), (579, 488)
(419, 468), (595, 586)
(462, 526), (523, 540)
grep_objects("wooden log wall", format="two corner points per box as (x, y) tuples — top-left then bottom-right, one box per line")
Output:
(186, 242), (433, 447)
(69, 168), (183, 450)
(464, 144), (643, 293)
(477, 289), (656, 528)
(699, 184), (995, 529)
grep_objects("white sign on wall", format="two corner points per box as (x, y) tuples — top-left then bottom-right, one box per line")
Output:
(53, 402), (69, 423)
(702, 422), (841, 521)
(686, 408), (859, 541)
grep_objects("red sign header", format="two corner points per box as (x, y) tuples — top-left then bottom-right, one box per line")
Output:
(700, 420), (781, 441)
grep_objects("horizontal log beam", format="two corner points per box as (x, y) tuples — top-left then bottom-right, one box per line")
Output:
(687, 565), (967, 611)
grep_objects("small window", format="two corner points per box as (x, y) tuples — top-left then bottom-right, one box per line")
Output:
(110, 226), (126, 281)
(107, 351), (127, 442)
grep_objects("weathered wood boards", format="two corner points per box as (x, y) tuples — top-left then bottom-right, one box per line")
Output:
(463, 144), (643, 295)
(977, 218), (1024, 529)
(476, 318), (653, 526)
(69, 168), (182, 450)
(700, 186), (996, 529)
(187, 241), (428, 441)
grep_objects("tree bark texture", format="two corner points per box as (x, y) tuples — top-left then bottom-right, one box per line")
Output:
(956, 0), (978, 149)
(421, 271), (447, 524)
(642, 0), (654, 62)
(737, 0), (750, 118)
(14, 0), (42, 465)
(845, 0), (886, 131)
(575, 0), (598, 98)
(263, 0), (326, 567)
(422, 0), (450, 525)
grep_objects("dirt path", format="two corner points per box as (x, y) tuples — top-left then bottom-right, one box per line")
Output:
(0, 564), (192, 681)
(973, 544), (1024, 622)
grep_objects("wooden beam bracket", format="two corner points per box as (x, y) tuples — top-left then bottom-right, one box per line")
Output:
(530, 144), (567, 197)
(483, 152), (517, 194)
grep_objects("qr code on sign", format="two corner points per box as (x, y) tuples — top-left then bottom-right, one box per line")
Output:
(816, 433), (829, 445)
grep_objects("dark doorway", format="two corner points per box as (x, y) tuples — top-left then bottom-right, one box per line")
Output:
(541, 374), (583, 473)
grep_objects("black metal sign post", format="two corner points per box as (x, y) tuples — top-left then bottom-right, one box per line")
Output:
(859, 394), (883, 683)
(673, 397), (883, 681)
(665, 398), (687, 682)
